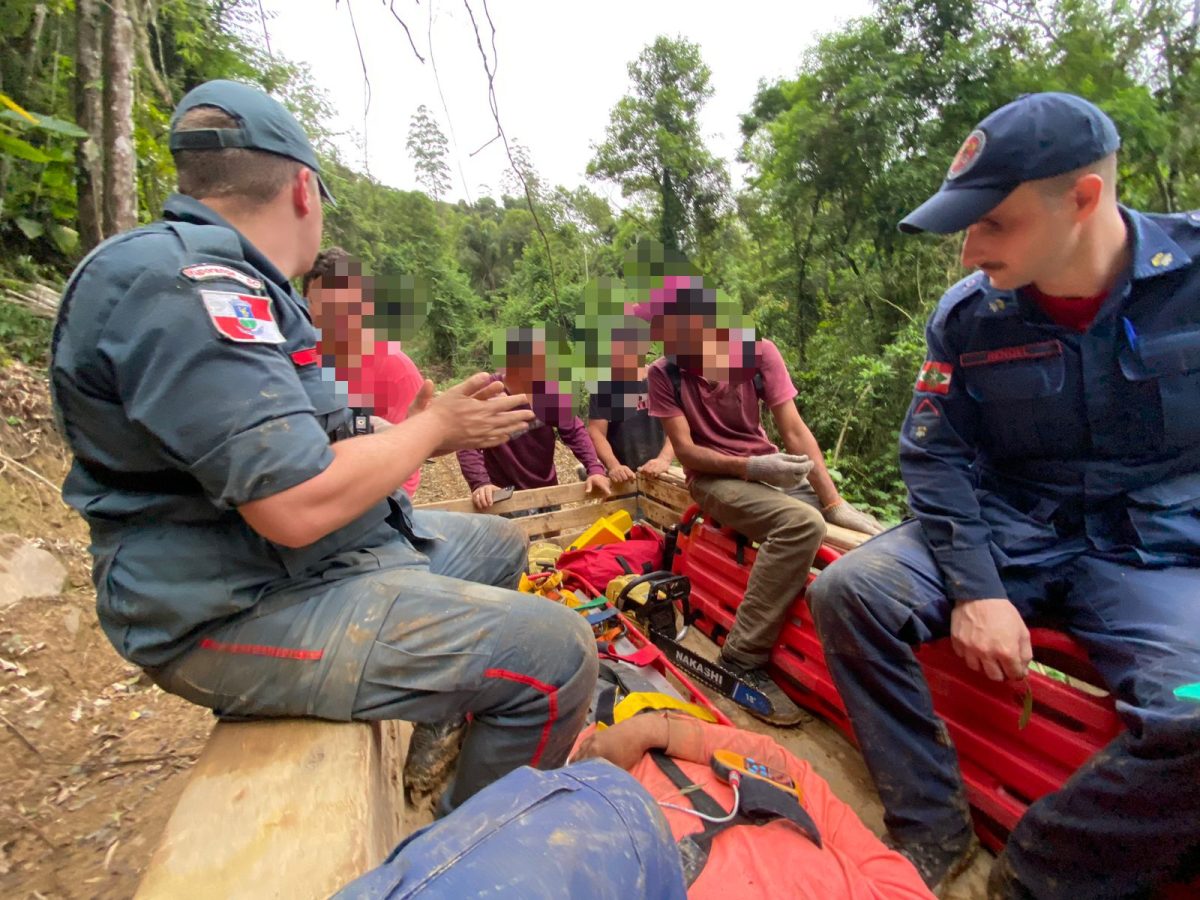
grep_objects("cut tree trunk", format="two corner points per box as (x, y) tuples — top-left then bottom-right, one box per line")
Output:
(75, 0), (104, 251)
(102, 0), (137, 236)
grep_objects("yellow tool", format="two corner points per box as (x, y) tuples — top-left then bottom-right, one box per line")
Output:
(606, 574), (650, 607)
(567, 510), (633, 551)
(527, 540), (563, 572)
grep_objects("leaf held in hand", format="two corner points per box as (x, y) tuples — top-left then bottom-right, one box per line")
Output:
(1018, 683), (1033, 730)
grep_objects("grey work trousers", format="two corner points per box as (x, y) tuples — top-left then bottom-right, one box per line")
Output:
(689, 476), (827, 668)
(147, 508), (598, 810)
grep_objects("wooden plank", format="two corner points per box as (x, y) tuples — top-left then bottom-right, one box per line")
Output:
(824, 522), (870, 551)
(515, 497), (638, 541)
(655, 466), (688, 489)
(637, 496), (681, 531)
(416, 479), (636, 516)
(636, 473), (690, 513)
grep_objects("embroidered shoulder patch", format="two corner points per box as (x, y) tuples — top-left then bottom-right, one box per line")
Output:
(181, 264), (264, 291)
(915, 361), (953, 395)
(200, 290), (285, 344)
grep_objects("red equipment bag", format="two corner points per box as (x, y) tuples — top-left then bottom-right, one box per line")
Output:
(555, 524), (664, 587)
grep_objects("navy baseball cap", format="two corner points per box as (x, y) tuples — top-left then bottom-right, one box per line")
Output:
(169, 80), (335, 205)
(899, 92), (1119, 234)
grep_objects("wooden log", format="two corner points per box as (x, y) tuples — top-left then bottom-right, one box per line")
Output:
(136, 719), (412, 900)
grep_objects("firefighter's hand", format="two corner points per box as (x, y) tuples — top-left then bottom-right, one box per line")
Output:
(745, 452), (814, 489)
(951, 598), (1032, 682)
(638, 457), (670, 477)
(425, 373), (534, 452)
(472, 484), (500, 510)
(585, 473), (612, 498)
(607, 464), (636, 484)
(823, 500), (884, 535)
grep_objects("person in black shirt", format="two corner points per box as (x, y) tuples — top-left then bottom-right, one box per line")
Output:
(587, 323), (674, 483)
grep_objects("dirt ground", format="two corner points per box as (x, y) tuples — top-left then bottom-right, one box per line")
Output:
(0, 362), (987, 898)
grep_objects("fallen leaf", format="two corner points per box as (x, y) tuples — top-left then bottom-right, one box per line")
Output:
(128, 710), (141, 721)
(0, 657), (27, 677)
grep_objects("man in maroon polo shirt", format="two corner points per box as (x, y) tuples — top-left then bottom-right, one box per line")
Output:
(641, 278), (883, 724)
(458, 327), (612, 510)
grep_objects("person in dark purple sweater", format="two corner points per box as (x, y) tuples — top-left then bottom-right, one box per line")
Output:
(457, 332), (611, 510)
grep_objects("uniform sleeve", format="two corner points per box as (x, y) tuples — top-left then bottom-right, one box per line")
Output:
(646, 363), (682, 418)
(899, 317), (1005, 602)
(99, 269), (332, 509)
(456, 448), (491, 491)
(557, 416), (605, 476)
(757, 340), (799, 408)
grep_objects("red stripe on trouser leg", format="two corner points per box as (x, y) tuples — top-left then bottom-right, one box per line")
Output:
(483, 667), (559, 767)
(199, 637), (324, 661)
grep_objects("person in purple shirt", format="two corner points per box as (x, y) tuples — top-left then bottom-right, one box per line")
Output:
(638, 277), (883, 725)
(458, 328), (612, 510)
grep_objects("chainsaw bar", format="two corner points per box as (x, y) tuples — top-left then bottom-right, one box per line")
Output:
(652, 631), (774, 717)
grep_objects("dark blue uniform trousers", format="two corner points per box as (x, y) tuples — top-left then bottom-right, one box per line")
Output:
(333, 759), (687, 899)
(808, 520), (1200, 899)
(149, 509), (599, 811)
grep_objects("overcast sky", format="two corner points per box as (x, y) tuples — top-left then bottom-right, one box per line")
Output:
(259, 0), (874, 204)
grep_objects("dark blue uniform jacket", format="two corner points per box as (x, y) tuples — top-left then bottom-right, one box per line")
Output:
(901, 207), (1200, 601)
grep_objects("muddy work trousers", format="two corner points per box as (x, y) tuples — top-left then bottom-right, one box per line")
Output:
(688, 476), (827, 668)
(808, 519), (1200, 899)
(148, 508), (599, 811)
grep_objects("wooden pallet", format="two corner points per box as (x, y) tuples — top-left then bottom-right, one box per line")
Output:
(415, 468), (692, 546)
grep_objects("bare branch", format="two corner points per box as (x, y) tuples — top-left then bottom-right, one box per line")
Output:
(342, 0), (372, 173)
(463, 0), (559, 307)
(387, 0), (426, 63)
(427, 1), (472, 202)
(257, 0), (273, 60)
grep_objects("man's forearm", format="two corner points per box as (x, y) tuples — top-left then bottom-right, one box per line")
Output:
(781, 426), (839, 506)
(655, 435), (674, 463)
(675, 443), (750, 478)
(588, 425), (621, 471)
(240, 414), (443, 547)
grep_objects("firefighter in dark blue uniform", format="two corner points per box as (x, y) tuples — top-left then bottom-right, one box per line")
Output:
(809, 93), (1200, 899)
(50, 80), (598, 811)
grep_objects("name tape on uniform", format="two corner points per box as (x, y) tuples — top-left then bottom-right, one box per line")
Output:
(200, 290), (285, 344)
(181, 264), (264, 291)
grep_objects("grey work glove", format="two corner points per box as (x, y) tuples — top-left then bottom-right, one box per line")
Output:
(824, 500), (885, 535)
(745, 452), (815, 489)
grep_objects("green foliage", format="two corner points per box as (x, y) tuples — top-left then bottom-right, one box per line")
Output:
(0, 299), (53, 367)
(407, 105), (452, 201)
(588, 35), (730, 255)
(1, 0), (1195, 515)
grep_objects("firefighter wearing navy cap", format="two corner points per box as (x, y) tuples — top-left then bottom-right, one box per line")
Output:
(809, 93), (1200, 898)
(50, 80), (599, 810)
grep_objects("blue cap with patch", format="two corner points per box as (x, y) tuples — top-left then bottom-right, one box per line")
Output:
(169, 80), (335, 205)
(899, 92), (1119, 235)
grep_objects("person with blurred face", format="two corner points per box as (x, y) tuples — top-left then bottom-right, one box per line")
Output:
(303, 248), (424, 496)
(458, 328), (612, 510)
(639, 278), (884, 728)
(587, 322), (674, 485)
(809, 93), (1200, 899)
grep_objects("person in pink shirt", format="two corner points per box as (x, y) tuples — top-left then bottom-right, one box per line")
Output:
(637, 276), (883, 726)
(303, 248), (425, 496)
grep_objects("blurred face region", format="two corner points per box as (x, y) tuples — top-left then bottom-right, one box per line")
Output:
(660, 313), (753, 383)
(307, 274), (375, 366)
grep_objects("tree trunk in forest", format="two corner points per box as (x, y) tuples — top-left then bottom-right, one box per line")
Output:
(75, 0), (105, 251)
(102, 0), (137, 236)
